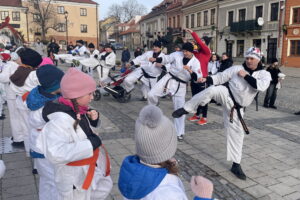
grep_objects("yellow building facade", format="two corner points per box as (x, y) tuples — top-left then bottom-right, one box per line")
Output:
(0, 0), (99, 47)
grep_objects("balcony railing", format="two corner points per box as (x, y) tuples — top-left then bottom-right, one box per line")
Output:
(230, 20), (262, 33)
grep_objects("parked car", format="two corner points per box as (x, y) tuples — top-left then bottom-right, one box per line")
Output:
(111, 43), (124, 50)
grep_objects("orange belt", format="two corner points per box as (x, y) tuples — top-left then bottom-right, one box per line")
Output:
(22, 92), (30, 102)
(67, 145), (110, 190)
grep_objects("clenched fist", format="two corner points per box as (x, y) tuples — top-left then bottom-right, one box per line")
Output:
(190, 176), (213, 199)
(238, 70), (248, 77)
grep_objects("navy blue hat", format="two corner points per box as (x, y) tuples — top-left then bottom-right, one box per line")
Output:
(76, 40), (84, 45)
(182, 42), (194, 52)
(88, 43), (95, 48)
(19, 48), (42, 68)
(152, 40), (162, 48)
(36, 65), (64, 93)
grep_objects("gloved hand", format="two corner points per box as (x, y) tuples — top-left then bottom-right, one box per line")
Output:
(100, 55), (105, 60)
(87, 134), (102, 150)
(190, 176), (213, 199)
(94, 54), (98, 59)
(72, 52), (77, 56)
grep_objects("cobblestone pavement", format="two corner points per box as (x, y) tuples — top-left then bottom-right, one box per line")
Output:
(1, 63), (300, 200)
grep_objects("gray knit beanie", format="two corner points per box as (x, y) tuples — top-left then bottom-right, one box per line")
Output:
(135, 105), (177, 164)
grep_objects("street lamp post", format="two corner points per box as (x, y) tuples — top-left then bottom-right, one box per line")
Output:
(64, 11), (68, 46)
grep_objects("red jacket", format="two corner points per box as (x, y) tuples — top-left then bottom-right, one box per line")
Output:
(191, 32), (211, 77)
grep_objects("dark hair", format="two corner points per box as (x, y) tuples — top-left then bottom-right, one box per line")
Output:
(71, 99), (80, 130)
(222, 52), (229, 57)
(210, 53), (219, 62)
(158, 160), (179, 175)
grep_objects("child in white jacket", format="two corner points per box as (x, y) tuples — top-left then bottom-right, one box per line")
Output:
(118, 105), (214, 200)
(37, 68), (112, 200)
(26, 64), (65, 200)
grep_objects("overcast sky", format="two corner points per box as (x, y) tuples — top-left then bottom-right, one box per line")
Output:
(94, 0), (163, 19)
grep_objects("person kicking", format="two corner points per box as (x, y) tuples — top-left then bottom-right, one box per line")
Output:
(172, 47), (271, 180)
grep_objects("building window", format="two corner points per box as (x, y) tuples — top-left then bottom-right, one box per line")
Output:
(80, 8), (87, 16)
(33, 14), (41, 22)
(81, 24), (88, 33)
(12, 12), (20, 21)
(270, 2), (279, 21)
(290, 40), (300, 56)
(186, 15), (189, 28)
(197, 12), (201, 27)
(177, 15), (180, 28)
(169, 17), (171, 27)
(173, 16), (176, 28)
(211, 8), (215, 25)
(57, 6), (65, 14)
(255, 6), (263, 19)
(228, 11), (234, 26)
(293, 7), (300, 24)
(191, 14), (195, 28)
(57, 23), (66, 32)
(237, 40), (245, 57)
(204, 11), (208, 26)
(1, 11), (9, 20)
(238, 9), (246, 22)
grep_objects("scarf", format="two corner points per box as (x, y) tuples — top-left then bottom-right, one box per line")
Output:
(26, 87), (60, 111)
(58, 96), (88, 114)
(10, 66), (35, 87)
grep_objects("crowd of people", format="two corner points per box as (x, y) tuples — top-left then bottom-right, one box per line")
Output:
(0, 27), (296, 200)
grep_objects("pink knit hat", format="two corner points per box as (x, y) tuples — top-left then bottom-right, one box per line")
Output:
(61, 68), (96, 99)
(39, 57), (54, 67)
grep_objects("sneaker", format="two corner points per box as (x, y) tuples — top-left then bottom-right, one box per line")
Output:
(0, 115), (5, 120)
(269, 105), (277, 109)
(188, 115), (200, 122)
(177, 135), (184, 142)
(197, 117), (207, 125)
(263, 104), (269, 108)
(11, 141), (24, 147)
(295, 111), (300, 115)
(231, 163), (247, 180)
(172, 108), (189, 118)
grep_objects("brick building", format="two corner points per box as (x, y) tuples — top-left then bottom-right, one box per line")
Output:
(281, 0), (300, 67)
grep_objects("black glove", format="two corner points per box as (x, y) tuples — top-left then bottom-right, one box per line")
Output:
(87, 134), (102, 150)
(72, 52), (77, 56)
(100, 55), (105, 60)
(94, 54), (98, 59)
(84, 51), (88, 54)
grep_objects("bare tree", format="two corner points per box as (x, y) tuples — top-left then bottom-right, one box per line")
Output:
(107, 0), (147, 22)
(27, 0), (62, 40)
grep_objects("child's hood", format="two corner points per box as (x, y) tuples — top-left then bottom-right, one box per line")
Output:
(118, 155), (168, 199)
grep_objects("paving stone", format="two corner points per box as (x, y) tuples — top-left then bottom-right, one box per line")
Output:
(283, 192), (300, 200)
(244, 184), (272, 198)
(277, 176), (300, 187)
(268, 183), (297, 196)
(254, 176), (280, 187)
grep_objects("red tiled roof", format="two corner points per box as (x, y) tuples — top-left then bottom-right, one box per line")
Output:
(56, 0), (97, 5)
(0, 0), (22, 7)
(167, 1), (182, 10)
(119, 28), (139, 35)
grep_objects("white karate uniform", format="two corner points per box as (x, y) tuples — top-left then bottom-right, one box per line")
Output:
(0, 61), (27, 142)
(36, 112), (113, 200)
(148, 52), (201, 136)
(10, 71), (40, 155)
(122, 51), (167, 98)
(84, 50), (100, 76)
(184, 65), (271, 163)
(29, 108), (58, 200)
(98, 51), (116, 81)
(71, 46), (89, 71)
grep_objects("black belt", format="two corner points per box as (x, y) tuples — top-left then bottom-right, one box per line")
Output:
(163, 73), (187, 96)
(141, 68), (156, 79)
(226, 84), (250, 134)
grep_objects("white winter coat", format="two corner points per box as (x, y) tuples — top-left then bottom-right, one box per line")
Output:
(208, 61), (220, 75)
